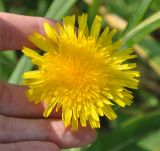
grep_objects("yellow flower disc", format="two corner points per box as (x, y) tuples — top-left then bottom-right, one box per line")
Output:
(22, 14), (140, 130)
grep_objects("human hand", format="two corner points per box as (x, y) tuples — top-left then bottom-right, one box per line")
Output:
(0, 13), (96, 151)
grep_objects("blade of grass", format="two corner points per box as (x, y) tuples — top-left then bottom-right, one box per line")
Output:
(87, 111), (160, 151)
(0, 53), (17, 81)
(8, 56), (31, 84)
(0, 0), (17, 81)
(8, 0), (77, 84)
(0, 0), (17, 63)
(0, 51), (17, 63)
(122, 0), (153, 36)
(52, 0), (76, 19)
(45, 0), (76, 19)
(138, 36), (160, 76)
(87, 0), (100, 27)
(122, 130), (160, 151)
(0, 0), (5, 11)
(103, 0), (136, 19)
(37, 0), (48, 16)
(0, 51), (17, 81)
(123, 11), (160, 47)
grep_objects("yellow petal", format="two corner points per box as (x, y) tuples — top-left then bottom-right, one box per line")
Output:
(56, 22), (67, 38)
(72, 116), (78, 130)
(43, 106), (52, 118)
(118, 63), (137, 70)
(103, 98), (114, 105)
(97, 26), (109, 45)
(64, 109), (72, 126)
(44, 22), (58, 43)
(78, 13), (88, 38)
(22, 70), (41, 79)
(105, 29), (117, 46)
(96, 100), (104, 107)
(90, 15), (102, 40)
(89, 117), (100, 128)
(114, 48), (133, 57)
(63, 15), (75, 38)
(22, 47), (44, 65)
(103, 105), (117, 120)
(91, 107), (99, 121)
(114, 98), (126, 107)
(22, 47), (42, 59)
(29, 32), (55, 52)
(26, 89), (42, 103)
(80, 114), (87, 127)
(43, 99), (57, 117)
(97, 108), (104, 116)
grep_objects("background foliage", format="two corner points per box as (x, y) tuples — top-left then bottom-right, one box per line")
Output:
(0, 0), (160, 151)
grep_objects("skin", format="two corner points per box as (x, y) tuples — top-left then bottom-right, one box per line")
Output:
(0, 13), (96, 151)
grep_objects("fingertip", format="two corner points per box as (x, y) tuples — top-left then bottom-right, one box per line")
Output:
(50, 121), (97, 148)
(71, 126), (97, 147)
(0, 13), (58, 50)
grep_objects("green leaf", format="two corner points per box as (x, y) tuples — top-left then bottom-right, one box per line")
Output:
(123, 11), (160, 47)
(0, 51), (17, 63)
(104, 0), (138, 19)
(0, 0), (17, 81)
(8, 0), (77, 84)
(0, 0), (5, 11)
(37, 0), (48, 16)
(8, 56), (32, 84)
(122, 0), (153, 36)
(87, 111), (160, 151)
(122, 130), (160, 151)
(87, 0), (100, 27)
(0, 51), (17, 81)
(139, 88), (159, 108)
(0, 64), (13, 81)
(45, 0), (77, 19)
(138, 36), (160, 76)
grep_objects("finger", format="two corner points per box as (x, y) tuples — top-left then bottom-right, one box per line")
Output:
(0, 12), (57, 50)
(0, 141), (60, 151)
(0, 115), (96, 148)
(0, 82), (61, 118)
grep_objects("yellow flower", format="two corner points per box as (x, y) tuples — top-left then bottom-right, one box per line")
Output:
(22, 14), (140, 130)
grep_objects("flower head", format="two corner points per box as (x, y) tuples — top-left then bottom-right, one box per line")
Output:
(22, 14), (140, 129)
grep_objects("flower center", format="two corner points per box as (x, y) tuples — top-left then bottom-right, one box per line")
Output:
(42, 37), (108, 94)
